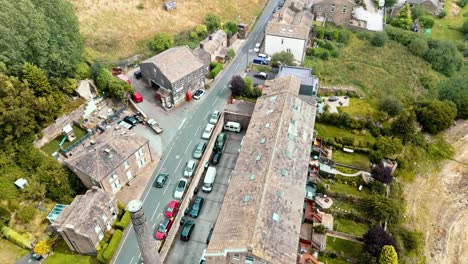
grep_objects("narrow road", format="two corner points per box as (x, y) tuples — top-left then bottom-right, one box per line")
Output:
(113, 1), (279, 263)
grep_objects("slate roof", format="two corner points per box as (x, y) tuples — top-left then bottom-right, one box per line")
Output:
(141, 46), (204, 83)
(65, 129), (148, 182)
(266, 0), (313, 40)
(200, 29), (227, 54)
(52, 187), (115, 235)
(206, 76), (316, 263)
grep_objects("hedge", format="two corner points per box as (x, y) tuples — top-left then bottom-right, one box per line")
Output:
(97, 242), (109, 264)
(114, 211), (130, 230)
(210, 64), (223, 79)
(1, 226), (32, 249)
(102, 230), (123, 262)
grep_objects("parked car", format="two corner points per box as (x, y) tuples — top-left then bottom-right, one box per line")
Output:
(254, 72), (268, 80)
(193, 142), (207, 159)
(123, 116), (138, 126)
(193, 89), (205, 100)
(199, 249), (206, 264)
(173, 179), (188, 199)
(328, 96), (338, 102)
(147, 119), (164, 134)
(154, 173), (169, 188)
(133, 113), (144, 123)
(165, 200), (180, 218)
(118, 120), (133, 130)
(132, 92), (143, 103)
(181, 220), (195, 241)
(258, 53), (271, 61)
(214, 132), (227, 151)
(206, 226), (214, 244)
(189, 196), (204, 218)
(184, 160), (197, 177)
(209, 110), (220, 124)
(134, 69), (142, 79)
(202, 124), (215, 139)
(211, 151), (222, 165)
(254, 42), (261, 52)
(155, 217), (174, 240)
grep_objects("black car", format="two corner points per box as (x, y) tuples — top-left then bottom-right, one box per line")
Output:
(134, 69), (142, 79)
(189, 196), (204, 218)
(154, 173), (169, 188)
(206, 226), (214, 244)
(181, 220), (195, 241)
(211, 151), (222, 165)
(123, 116), (138, 126)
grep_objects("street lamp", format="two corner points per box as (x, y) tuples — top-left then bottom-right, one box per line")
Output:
(246, 48), (254, 72)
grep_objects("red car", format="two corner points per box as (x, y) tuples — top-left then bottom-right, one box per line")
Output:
(164, 200), (180, 218)
(155, 218), (173, 240)
(132, 92), (143, 103)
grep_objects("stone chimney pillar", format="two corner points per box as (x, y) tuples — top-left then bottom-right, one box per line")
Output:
(127, 200), (162, 264)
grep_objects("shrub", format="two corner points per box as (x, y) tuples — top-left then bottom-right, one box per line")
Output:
(102, 230), (123, 262)
(1, 226), (32, 249)
(337, 29), (353, 44)
(419, 16), (434, 28)
(312, 48), (331, 60)
(210, 64), (223, 79)
(415, 99), (457, 134)
(424, 40), (464, 76)
(385, 25), (420, 46)
(148, 32), (174, 54)
(411, 6), (431, 19)
(74, 62), (92, 80)
(209, 61), (219, 70)
(408, 38), (428, 57)
(115, 211), (131, 230)
(314, 225), (328, 234)
(378, 96), (403, 116)
(17, 205), (36, 224)
(371, 32), (389, 47)
(97, 242), (108, 264)
(458, 0), (468, 7)
(438, 10), (447, 18)
(227, 49), (235, 60)
(0, 206), (10, 227)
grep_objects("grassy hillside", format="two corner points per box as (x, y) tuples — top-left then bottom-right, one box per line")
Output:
(70, 0), (267, 62)
(304, 37), (444, 101)
(431, 0), (468, 41)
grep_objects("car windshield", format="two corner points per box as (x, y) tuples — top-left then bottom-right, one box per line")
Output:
(186, 166), (193, 172)
(158, 223), (166, 232)
(204, 127), (211, 132)
(211, 113), (218, 118)
(177, 181), (185, 189)
(196, 144), (203, 151)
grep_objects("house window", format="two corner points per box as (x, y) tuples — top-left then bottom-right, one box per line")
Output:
(331, 4), (336, 12)
(245, 256), (254, 264)
(287, 48), (291, 53)
(94, 224), (101, 235)
(342, 5), (347, 12)
(106, 222), (112, 231)
(109, 172), (118, 183)
(281, 38), (284, 44)
(102, 214), (108, 222)
(127, 170), (133, 180)
(138, 158), (146, 168)
(124, 160), (129, 169)
(318, 6), (323, 12)
(98, 231), (104, 241)
(233, 254), (240, 260)
(136, 148), (144, 159)
(111, 180), (121, 191)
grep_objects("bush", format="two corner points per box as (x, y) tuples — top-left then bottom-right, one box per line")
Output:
(115, 211), (131, 230)
(419, 16), (434, 28)
(148, 32), (174, 54)
(424, 40), (463, 76)
(74, 62), (92, 80)
(385, 25), (420, 46)
(210, 64), (223, 79)
(227, 49), (235, 60)
(408, 38), (429, 57)
(458, 0), (468, 7)
(97, 242), (108, 264)
(102, 230), (123, 262)
(378, 96), (403, 116)
(311, 48), (331, 60)
(371, 32), (389, 47)
(1, 226), (32, 249)
(438, 10), (447, 18)
(0, 206), (10, 227)
(337, 29), (353, 44)
(17, 205), (36, 224)
(415, 99), (457, 134)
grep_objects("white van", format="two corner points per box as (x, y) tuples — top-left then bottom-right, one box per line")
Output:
(202, 167), (217, 193)
(224, 121), (241, 133)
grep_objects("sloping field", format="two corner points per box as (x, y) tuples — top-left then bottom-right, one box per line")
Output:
(70, 0), (267, 61)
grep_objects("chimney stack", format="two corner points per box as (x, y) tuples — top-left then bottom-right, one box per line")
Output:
(127, 200), (163, 264)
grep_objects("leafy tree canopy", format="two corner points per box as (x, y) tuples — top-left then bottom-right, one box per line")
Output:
(230, 75), (245, 96)
(223, 21), (238, 36)
(364, 227), (398, 257)
(390, 110), (416, 144)
(424, 40), (463, 76)
(379, 245), (399, 264)
(379, 96), (403, 116)
(371, 162), (393, 184)
(0, 0), (83, 78)
(376, 136), (403, 158)
(271, 51), (295, 67)
(392, 3), (412, 30)
(148, 32), (174, 54)
(205, 13), (221, 32)
(438, 75), (468, 119)
(415, 99), (457, 134)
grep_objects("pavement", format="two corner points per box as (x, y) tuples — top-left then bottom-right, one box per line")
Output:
(113, 0), (281, 263)
(323, 96), (350, 113)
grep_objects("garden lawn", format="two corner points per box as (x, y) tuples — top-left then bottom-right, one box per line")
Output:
(338, 98), (379, 120)
(318, 255), (349, 264)
(334, 218), (368, 237)
(0, 239), (28, 264)
(40, 125), (89, 155)
(329, 182), (372, 199)
(315, 123), (376, 146)
(45, 239), (98, 264)
(326, 236), (363, 259)
(332, 200), (367, 217)
(304, 37), (443, 101)
(431, 0), (468, 41)
(333, 150), (371, 169)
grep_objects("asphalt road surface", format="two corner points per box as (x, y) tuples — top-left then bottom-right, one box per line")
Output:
(114, 0), (280, 263)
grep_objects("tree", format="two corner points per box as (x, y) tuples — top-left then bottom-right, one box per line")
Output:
(230, 75), (245, 96)
(17, 205), (36, 223)
(390, 111), (416, 144)
(313, 225), (327, 234)
(365, 196), (401, 223)
(376, 137), (403, 157)
(415, 100), (457, 134)
(205, 13), (221, 32)
(385, 0), (397, 7)
(190, 24), (208, 40)
(34, 239), (52, 256)
(148, 32), (174, 54)
(371, 32), (389, 47)
(271, 51), (295, 67)
(392, 3), (412, 30)
(227, 49), (235, 60)
(411, 6), (431, 20)
(243, 77), (252, 97)
(424, 40), (463, 76)
(438, 75), (468, 119)
(371, 162), (393, 184)
(408, 38), (428, 57)
(418, 16), (434, 28)
(223, 21), (238, 36)
(363, 227), (398, 257)
(378, 96), (403, 116)
(0, 0), (83, 77)
(379, 245), (398, 264)
(369, 150), (384, 164)
(95, 68), (132, 100)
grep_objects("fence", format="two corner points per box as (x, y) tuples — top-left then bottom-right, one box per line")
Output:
(61, 131), (93, 154)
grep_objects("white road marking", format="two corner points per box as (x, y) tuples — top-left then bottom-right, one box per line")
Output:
(174, 159), (183, 174)
(130, 256), (134, 264)
(150, 202), (160, 221)
(178, 118), (187, 129)
(195, 127), (201, 135)
(212, 99), (217, 106)
(163, 179), (172, 195)
(184, 140), (193, 153)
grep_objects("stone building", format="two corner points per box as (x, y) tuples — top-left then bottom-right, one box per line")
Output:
(312, 0), (355, 26)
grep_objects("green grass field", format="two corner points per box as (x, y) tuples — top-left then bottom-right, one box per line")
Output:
(329, 182), (371, 199)
(315, 123), (376, 145)
(0, 239), (28, 264)
(40, 124), (89, 155)
(326, 236), (363, 259)
(431, 0), (468, 41)
(45, 239), (98, 264)
(334, 218), (368, 237)
(304, 37), (443, 101)
(332, 150), (371, 169)
(338, 98), (379, 120)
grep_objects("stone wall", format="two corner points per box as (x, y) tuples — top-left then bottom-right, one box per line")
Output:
(318, 85), (362, 97)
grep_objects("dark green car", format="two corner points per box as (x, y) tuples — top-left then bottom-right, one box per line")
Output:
(214, 132), (227, 151)
(181, 220), (195, 241)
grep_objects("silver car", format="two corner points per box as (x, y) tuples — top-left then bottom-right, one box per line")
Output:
(193, 142), (207, 159)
